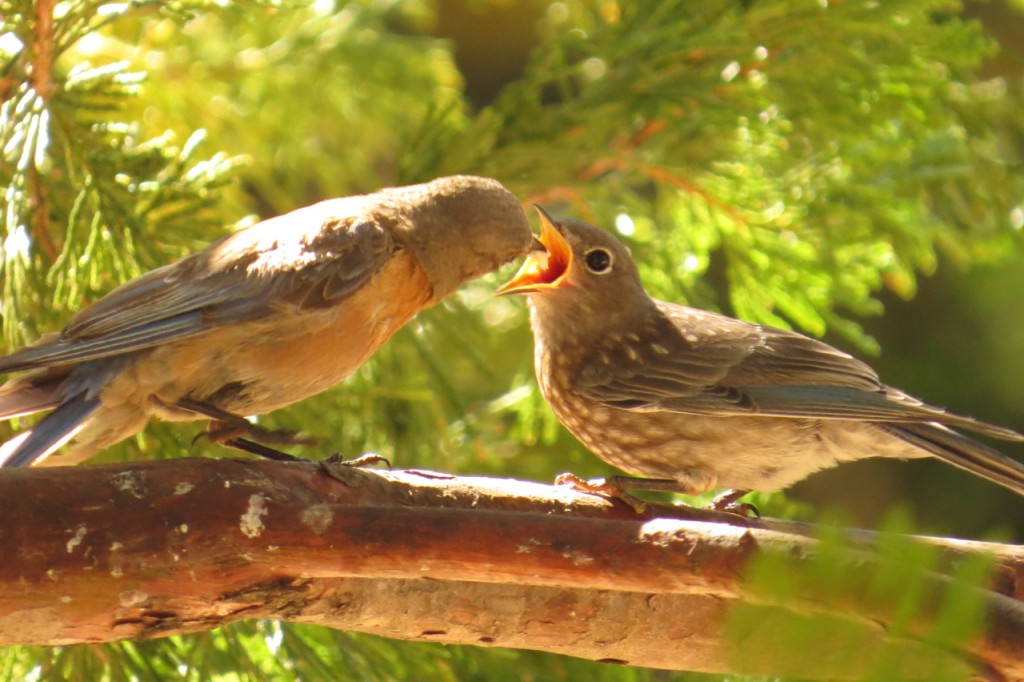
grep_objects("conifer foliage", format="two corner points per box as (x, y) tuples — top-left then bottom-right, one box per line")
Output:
(1, 1), (1022, 679)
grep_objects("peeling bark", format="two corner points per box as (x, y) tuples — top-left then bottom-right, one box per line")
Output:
(1, 459), (1022, 679)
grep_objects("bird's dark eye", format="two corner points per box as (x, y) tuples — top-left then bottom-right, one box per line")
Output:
(584, 248), (613, 274)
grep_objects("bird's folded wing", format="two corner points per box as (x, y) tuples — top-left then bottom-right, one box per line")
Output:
(577, 305), (884, 403)
(0, 208), (393, 374)
(577, 304), (1022, 441)
(585, 373), (1022, 441)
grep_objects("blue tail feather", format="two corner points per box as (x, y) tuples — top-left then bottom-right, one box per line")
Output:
(0, 397), (100, 467)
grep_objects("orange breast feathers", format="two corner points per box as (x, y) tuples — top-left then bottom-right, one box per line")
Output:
(100, 250), (434, 419)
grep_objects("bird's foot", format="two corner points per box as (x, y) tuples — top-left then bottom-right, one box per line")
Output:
(201, 419), (320, 448)
(192, 420), (320, 462)
(555, 472), (650, 514)
(322, 451), (391, 469)
(211, 435), (303, 462)
(707, 489), (759, 518)
(318, 451), (390, 486)
(177, 398), (319, 458)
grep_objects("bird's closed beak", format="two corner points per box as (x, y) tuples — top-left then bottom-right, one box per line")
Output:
(495, 206), (572, 296)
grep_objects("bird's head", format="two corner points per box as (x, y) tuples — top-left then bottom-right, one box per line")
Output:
(382, 175), (534, 301)
(495, 207), (647, 312)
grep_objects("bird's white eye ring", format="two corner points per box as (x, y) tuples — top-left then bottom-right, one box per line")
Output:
(583, 247), (613, 274)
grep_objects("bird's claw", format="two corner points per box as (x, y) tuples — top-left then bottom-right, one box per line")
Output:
(190, 418), (323, 462)
(555, 472), (649, 514)
(708, 489), (760, 518)
(196, 419), (319, 448)
(323, 451), (391, 469)
(318, 452), (390, 486)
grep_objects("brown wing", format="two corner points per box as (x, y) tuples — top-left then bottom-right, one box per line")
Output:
(576, 301), (1023, 441)
(0, 200), (394, 374)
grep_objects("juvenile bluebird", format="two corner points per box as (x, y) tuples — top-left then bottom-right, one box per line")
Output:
(0, 175), (532, 467)
(497, 208), (1024, 508)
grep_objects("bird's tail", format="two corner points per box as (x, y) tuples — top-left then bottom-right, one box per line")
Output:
(0, 395), (100, 467)
(881, 422), (1024, 497)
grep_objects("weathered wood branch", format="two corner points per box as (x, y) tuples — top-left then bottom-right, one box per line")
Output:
(2, 459), (1022, 679)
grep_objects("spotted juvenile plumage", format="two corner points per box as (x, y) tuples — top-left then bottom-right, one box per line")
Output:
(497, 209), (1024, 501)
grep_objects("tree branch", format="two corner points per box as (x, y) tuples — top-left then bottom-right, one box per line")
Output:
(28, 0), (58, 261)
(2, 459), (1022, 679)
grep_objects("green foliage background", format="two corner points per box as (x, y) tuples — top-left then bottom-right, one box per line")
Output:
(1, 0), (1023, 679)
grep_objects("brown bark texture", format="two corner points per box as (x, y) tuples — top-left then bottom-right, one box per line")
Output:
(1, 458), (1023, 680)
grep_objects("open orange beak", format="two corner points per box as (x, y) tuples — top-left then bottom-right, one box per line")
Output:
(495, 206), (573, 296)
